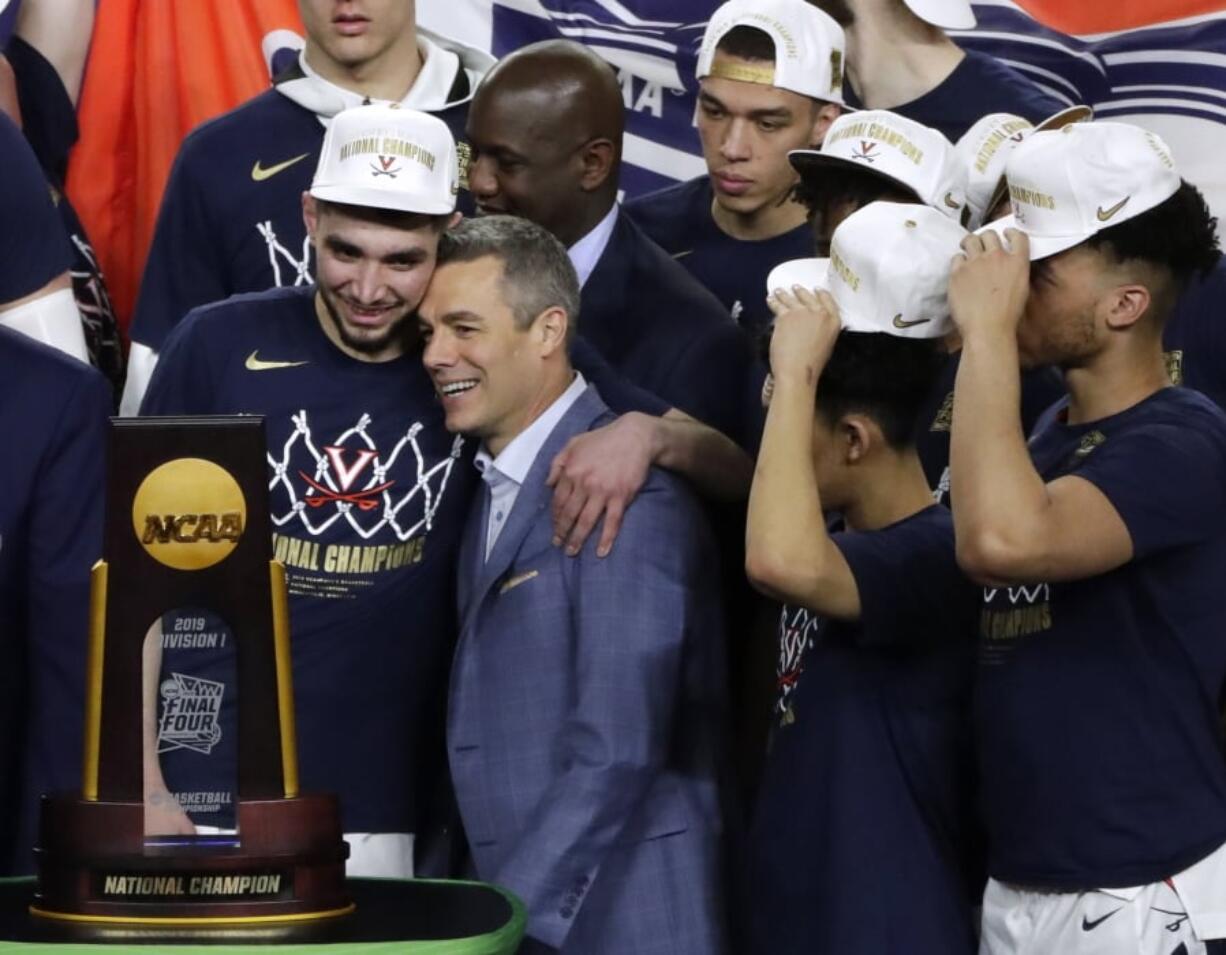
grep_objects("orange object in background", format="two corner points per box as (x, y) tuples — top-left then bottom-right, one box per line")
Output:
(65, 0), (302, 333)
(1013, 0), (1225, 34)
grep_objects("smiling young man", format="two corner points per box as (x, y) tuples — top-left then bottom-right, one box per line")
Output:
(122, 0), (492, 414)
(418, 214), (728, 955)
(138, 106), (475, 880)
(624, 0), (845, 337)
(949, 121), (1226, 954)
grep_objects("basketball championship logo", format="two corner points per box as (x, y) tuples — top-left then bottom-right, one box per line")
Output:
(157, 673), (225, 756)
(132, 458), (247, 571)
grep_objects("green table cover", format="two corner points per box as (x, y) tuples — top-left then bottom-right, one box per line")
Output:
(0, 877), (525, 953)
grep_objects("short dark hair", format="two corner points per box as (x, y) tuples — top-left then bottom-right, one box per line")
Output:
(793, 164), (919, 220)
(436, 215), (581, 337)
(1082, 179), (1220, 291)
(312, 197), (450, 232)
(814, 332), (946, 449)
(714, 25), (777, 63)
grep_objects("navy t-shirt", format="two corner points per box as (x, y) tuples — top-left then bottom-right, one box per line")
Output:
(749, 506), (980, 955)
(0, 327), (109, 873)
(917, 350), (1066, 505)
(0, 112), (71, 305)
(140, 286), (478, 833)
(623, 176), (812, 340)
(1165, 258), (1226, 412)
(978, 387), (1226, 888)
(131, 84), (473, 351)
(845, 50), (1067, 143)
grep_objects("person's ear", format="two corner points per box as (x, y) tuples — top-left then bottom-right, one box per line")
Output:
(1102, 283), (1151, 331)
(842, 414), (876, 465)
(302, 192), (319, 239)
(577, 138), (616, 192)
(810, 103), (843, 148)
(536, 305), (569, 357)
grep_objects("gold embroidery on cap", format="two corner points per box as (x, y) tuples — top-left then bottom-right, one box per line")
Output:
(974, 119), (1032, 173)
(829, 250), (861, 292)
(1008, 184), (1057, 211)
(830, 50), (843, 91)
(708, 60), (777, 86)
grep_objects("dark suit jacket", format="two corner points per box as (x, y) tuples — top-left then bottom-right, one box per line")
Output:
(580, 211), (765, 451)
(448, 386), (729, 954)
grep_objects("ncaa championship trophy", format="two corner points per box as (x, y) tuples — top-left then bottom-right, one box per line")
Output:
(32, 417), (352, 926)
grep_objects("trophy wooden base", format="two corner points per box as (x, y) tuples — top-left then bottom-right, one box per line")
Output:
(32, 793), (351, 925)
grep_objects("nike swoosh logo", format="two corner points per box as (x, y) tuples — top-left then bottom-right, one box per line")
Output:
(1096, 196), (1130, 222)
(672, 249), (695, 260)
(944, 192), (962, 210)
(893, 314), (931, 329)
(251, 153), (311, 182)
(245, 350), (309, 371)
(1082, 907), (1124, 932)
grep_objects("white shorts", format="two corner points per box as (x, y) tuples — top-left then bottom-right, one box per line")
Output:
(194, 827), (414, 878)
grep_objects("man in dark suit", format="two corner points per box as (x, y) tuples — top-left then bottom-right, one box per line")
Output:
(464, 39), (764, 453)
(418, 215), (729, 955)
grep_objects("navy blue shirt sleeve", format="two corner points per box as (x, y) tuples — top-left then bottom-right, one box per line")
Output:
(833, 507), (976, 648)
(663, 322), (764, 454)
(0, 112), (71, 304)
(1069, 418), (1226, 558)
(131, 139), (231, 350)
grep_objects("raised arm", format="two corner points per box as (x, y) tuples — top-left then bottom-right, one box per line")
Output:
(744, 286), (859, 620)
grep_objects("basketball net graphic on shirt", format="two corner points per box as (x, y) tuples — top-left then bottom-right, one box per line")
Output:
(268, 410), (464, 541)
(257, 221), (313, 288)
(776, 605), (821, 718)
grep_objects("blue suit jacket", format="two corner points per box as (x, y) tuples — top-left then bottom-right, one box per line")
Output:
(581, 210), (765, 453)
(448, 386), (728, 954)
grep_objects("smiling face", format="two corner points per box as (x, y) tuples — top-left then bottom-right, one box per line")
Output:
(304, 197), (442, 362)
(298, 0), (417, 78)
(697, 53), (830, 223)
(465, 84), (595, 247)
(418, 255), (570, 454)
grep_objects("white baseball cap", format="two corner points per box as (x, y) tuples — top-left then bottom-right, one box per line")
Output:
(696, 0), (847, 106)
(766, 201), (968, 339)
(310, 104), (459, 215)
(956, 106), (1093, 229)
(790, 110), (967, 221)
(988, 121), (1182, 261)
(903, 0), (975, 30)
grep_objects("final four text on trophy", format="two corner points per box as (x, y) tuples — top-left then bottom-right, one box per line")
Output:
(33, 417), (352, 925)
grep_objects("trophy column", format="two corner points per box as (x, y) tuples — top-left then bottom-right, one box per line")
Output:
(33, 417), (351, 925)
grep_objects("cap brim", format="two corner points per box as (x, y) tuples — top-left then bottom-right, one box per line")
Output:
(979, 216), (1085, 261)
(309, 184), (456, 216)
(1035, 104), (1094, 133)
(904, 0), (976, 30)
(789, 150), (924, 203)
(766, 257), (829, 297)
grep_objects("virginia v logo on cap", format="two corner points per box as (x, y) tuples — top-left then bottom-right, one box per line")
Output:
(310, 104), (459, 215)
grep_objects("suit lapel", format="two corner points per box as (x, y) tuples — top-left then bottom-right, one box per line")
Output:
(578, 211), (633, 361)
(456, 484), (488, 617)
(461, 387), (609, 632)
